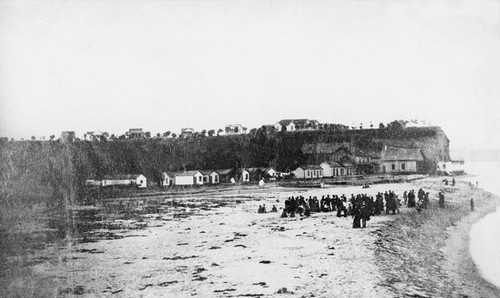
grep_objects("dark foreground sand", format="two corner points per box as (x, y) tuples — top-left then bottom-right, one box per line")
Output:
(2, 178), (500, 297)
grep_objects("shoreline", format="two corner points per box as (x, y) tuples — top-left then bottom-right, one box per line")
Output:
(442, 189), (500, 297)
(2, 178), (500, 297)
(374, 179), (500, 297)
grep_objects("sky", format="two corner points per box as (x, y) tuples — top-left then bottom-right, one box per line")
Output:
(1, 0), (500, 151)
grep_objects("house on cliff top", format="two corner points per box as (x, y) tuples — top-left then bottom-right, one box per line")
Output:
(60, 131), (76, 143)
(275, 119), (319, 132)
(180, 128), (195, 138)
(127, 128), (145, 139)
(225, 124), (247, 135)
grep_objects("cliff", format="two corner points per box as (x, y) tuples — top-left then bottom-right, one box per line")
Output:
(0, 126), (450, 205)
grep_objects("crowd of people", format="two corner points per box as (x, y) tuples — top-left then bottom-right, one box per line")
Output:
(273, 187), (439, 228)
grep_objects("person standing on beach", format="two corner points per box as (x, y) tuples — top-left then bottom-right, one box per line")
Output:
(470, 198), (474, 211)
(352, 203), (361, 228)
(407, 190), (416, 208)
(438, 192), (445, 208)
(360, 201), (371, 228)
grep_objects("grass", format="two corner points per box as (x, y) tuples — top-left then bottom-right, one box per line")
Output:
(374, 183), (497, 297)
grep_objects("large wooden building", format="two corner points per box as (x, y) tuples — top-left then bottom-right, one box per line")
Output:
(380, 147), (424, 173)
(292, 165), (324, 179)
(320, 161), (347, 177)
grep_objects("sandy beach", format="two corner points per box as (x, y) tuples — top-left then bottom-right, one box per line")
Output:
(4, 178), (500, 297)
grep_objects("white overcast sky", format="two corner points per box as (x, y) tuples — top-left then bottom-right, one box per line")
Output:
(1, 0), (500, 150)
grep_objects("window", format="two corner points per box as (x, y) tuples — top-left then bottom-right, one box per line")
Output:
(198, 176), (202, 182)
(443, 164), (446, 169)
(392, 164), (396, 170)
(401, 163), (406, 170)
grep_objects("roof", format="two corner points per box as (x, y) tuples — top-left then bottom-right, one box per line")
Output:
(129, 128), (143, 133)
(174, 170), (202, 176)
(277, 119), (293, 126)
(86, 131), (103, 135)
(352, 148), (369, 157)
(246, 167), (275, 173)
(297, 165), (323, 170)
(382, 147), (424, 161)
(320, 161), (344, 168)
(340, 162), (354, 168)
(103, 174), (143, 180)
(200, 170), (218, 175)
(292, 119), (311, 127)
(215, 169), (233, 175)
(277, 119), (311, 126)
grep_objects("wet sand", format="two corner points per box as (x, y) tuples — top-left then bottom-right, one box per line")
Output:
(6, 179), (500, 297)
(443, 189), (500, 297)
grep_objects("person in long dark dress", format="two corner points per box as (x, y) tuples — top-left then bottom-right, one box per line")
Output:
(360, 201), (371, 228)
(407, 190), (416, 208)
(352, 204), (361, 228)
(438, 192), (445, 208)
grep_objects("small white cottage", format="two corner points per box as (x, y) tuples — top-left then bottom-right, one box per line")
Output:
(101, 174), (147, 188)
(174, 170), (204, 186)
(201, 170), (220, 184)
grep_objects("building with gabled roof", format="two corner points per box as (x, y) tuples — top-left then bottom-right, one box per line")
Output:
(291, 165), (324, 179)
(161, 172), (174, 187)
(128, 128), (145, 139)
(380, 146), (424, 173)
(201, 170), (220, 184)
(246, 167), (277, 181)
(173, 170), (204, 185)
(320, 161), (345, 177)
(102, 174), (147, 188)
(274, 119), (319, 132)
(179, 128), (195, 138)
(225, 124), (247, 135)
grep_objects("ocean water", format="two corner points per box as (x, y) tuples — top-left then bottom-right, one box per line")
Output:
(467, 161), (500, 289)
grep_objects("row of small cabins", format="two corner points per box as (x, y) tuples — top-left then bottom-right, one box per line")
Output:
(85, 162), (362, 189)
(86, 168), (278, 188)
